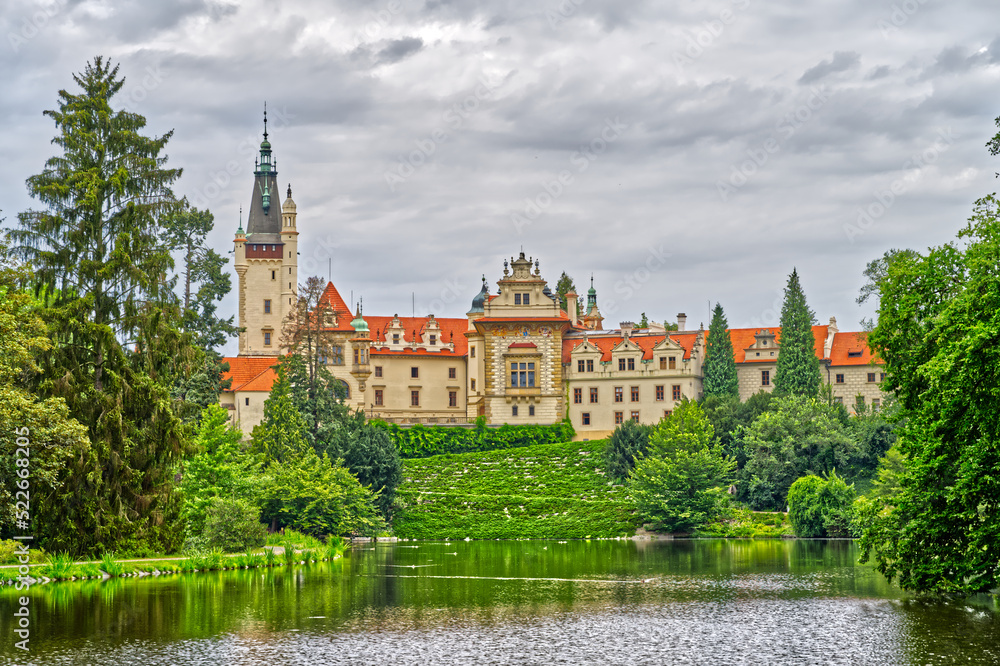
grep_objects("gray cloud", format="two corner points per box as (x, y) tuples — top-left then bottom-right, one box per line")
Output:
(799, 51), (861, 85)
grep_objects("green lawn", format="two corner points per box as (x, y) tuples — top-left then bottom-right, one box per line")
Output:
(393, 439), (640, 539)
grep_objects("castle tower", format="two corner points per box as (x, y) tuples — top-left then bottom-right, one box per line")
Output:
(236, 107), (298, 356)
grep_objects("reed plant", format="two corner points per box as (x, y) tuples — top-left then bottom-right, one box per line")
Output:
(265, 548), (277, 567)
(282, 545), (297, 566)
(101, 553), (126, 577)
(41, 552), (74, 580)
(325, 537), (347, 560)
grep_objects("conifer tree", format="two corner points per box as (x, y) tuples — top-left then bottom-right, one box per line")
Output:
(252, 366), (310, 465)
(702, 303), (738, 398)
(772, 268), (821, 397)
(555, 272), (577, 312)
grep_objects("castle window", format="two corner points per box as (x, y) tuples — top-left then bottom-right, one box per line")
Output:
(354, 349), (359, 364)
(615, 411), (623, 425)
(471, 347), (476, 358)
(660, 357), (667, 370)
(628, 358), (635, 371)
(523, 293), (530, 305)
(449, 367), (457, 379)
(834, 397), (843, 404)
(574, 388), (582, 404)
(619, 358), (626, 371)
(449, 391), (457, 407)
(263, 331), (272, 346)
(330, 346), (344, 365)
(880, 372), (886, 381)
(867, 373), (876, 383)
(393, 334), (400, 344)
(578, 360), (585, 372)
(655, 385), (664, 401)
(836, 374), (845, 384)
(264, 299), (271, 314)
(664, 410), (672, 419)
(614, 386), (624, 403)
(529, 405), (535, 416)
(761, 370), (770, 386)
(289, 267), (292, 274)
(631, 411), (640, 423)
(375, 366), (383, 378)
(582, 412), (591, 426)
(873, 398), (881, 409)
(375, 389), (383, 406)
(430, 335), (437, 345)
(631, 386), (639, 402)
(512, 405), (518, 417)
(411, 367), (419, 379)
(510, 362), (535, 388)
(590, 387), (599, 403)
(586, 359), (594, 372)
(514, 293), (521, 305)
(336, 380), (350, 400)
(411, 390), (420, 407)
(245, 397), (249, 406)
(271, 270), (276, 280)
(471, 379), (476, 391)
(672, 384), (681, 401)
(669, 357), (676, 370)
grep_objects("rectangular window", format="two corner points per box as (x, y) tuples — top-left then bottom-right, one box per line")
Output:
(836, 374), (845, 384)
(411, 367), (419, 379)
(761, 370), (770, 386)
(271, 270), (276, 280)
(411, 390), (420, 407)
(374, 389), (384, 406)
(655, 385), (665, 401)
(245, 397), (249, 406)
(449, 391), (457, 407)
(672, 384), (682, 401)
(393, 334), (400, 344)
(631, 411), (640, 423)
(880, 372), (886, 381)
(872, 398), (881, 409)
(659, 357), (667, 370)
(614, 411), (623, 425)
(614, 386), (624, 403)
(523, 293), (530, 305)
(834, 396), (843, 404)
(586, 359), (594, 372)
(582, 412), (591, 426)
(430, 334), (437, 345)
(449, 367), (457, 380)
(664, 409), (672, 419)
(514, 293), (522, 305)
(868, 372), (877, 383)
(510, 361), (536, 388)
(578, 360), (585, 373)
(669, 356), (677, 370)
(374, 366), (383, 378)
(574, 388), (583, 404)
(354, 349), (359, 365)
(529, 405), (535, 416)
(263, 299), (271, 314)
(470, 347), (476, 358)
(627, 358), (635, 371)
(590, 387), (599, 403)
(630, 386), (639, 402)
(618, 358), (626, 371)
(471, 378), (476, 391)
(263, 331), (272, 346)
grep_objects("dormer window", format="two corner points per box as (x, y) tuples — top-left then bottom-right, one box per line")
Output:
(393, 334), (400, 344)
(514, 293), (530, 305)
(430, 334), (436, 345)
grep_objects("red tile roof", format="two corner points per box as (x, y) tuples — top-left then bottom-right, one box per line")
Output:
(221, 356), (280, 392)
(562, 331), (700, 363)
(724, 326), (829, 363)
(318, 282), (357, 332)
(829, 331), (879, 366)
(365, 315), (469, 357)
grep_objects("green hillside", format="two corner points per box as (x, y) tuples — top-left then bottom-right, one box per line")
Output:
(393, 440), (640, 539)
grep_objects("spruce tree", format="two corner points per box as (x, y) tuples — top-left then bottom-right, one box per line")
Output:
(702, 302), (738, 398)
(252, 366), (309, 465)
(772, 268), (821, 397)
(555, 272), (577, 312)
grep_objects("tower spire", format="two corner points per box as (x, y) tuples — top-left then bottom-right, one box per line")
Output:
(263, 101), (268, 141)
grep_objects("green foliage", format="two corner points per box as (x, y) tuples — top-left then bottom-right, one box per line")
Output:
(701, 391), (775, 469)
(180, 404), (260, 541)
(845, 398), (898, 484)
(40, 552), (74, 580)
(251, 366), (310, 464)
(260, 452), (384, 538)
(325, 536), (347, 560)
(555, 272), (577, 312)
(374, 419), (575, 458)
(696, 508), (794, 538)
(200, 497), (267, 553)
(394, 440), (638, 539)
(856, 194), (1000, 594)
(100, 553), (126, 577)
(602, 420), (652, 482)
(629, 401), (736, 533)
(772, 268), (821, 397)
(740, 395), (857, 510)
(788, 472), (857, 539)
(638, 312), (649, 328)
(703, 302), (739, 398)
(340, 424), (402, 521)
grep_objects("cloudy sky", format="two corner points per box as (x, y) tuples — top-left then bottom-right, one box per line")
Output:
(3, 0), (999, 354)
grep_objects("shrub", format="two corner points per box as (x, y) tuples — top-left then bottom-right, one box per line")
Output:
(201, 497), (267, 553)
(340, 425), (403, 522)
(373, 419), (575, 459)
(603, 420), (652, 481)
(787, 471), (857, 538)
(100, 553), (126, 577)
(41, 552), (74, 580)
(325, 536), (347, 560)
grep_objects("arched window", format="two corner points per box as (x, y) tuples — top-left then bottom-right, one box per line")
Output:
(334, 379), (351, 401)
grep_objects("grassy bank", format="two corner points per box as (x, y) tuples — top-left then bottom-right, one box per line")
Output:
(393, 439), (640, 539)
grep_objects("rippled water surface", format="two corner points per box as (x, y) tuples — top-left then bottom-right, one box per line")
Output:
(2, 539), (998, 665)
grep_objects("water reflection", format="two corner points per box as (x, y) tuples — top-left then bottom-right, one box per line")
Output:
(0, 540), (997, 665)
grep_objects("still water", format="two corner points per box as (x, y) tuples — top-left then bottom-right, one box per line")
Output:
(1, 539), (998, 665)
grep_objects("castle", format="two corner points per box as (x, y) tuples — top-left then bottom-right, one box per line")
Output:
(219, 122), (886, 439)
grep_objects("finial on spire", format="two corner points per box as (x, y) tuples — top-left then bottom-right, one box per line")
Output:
(263, 102), (268, 141)
(287, 183), (292, 198)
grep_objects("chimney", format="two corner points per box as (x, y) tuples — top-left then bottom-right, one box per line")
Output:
(566, 291), (578, 326)
(824, 316), (838, 359)
(677, 313), (687, 332)
(620, 321), (634, 338)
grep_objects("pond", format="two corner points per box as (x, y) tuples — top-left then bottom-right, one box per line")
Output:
(1, 539), (998, 665)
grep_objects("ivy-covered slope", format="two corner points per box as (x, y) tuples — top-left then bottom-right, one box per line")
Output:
(393, 440), (640, 539)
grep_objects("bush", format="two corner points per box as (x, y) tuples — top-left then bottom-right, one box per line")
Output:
(201, 497), (267, 553)
(603, 420), (651, 482)
(373, 419), (575, 458)
(787, 471), (857, 538)
(341, 425), (403, 522)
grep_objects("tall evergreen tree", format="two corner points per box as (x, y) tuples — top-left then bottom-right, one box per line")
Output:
(252, 366), (310, 465)
(8, 58), (189, 555)
(702, 303), (738, 398)
(554, 271), (577, 312)
(772, 268), (821, 397)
